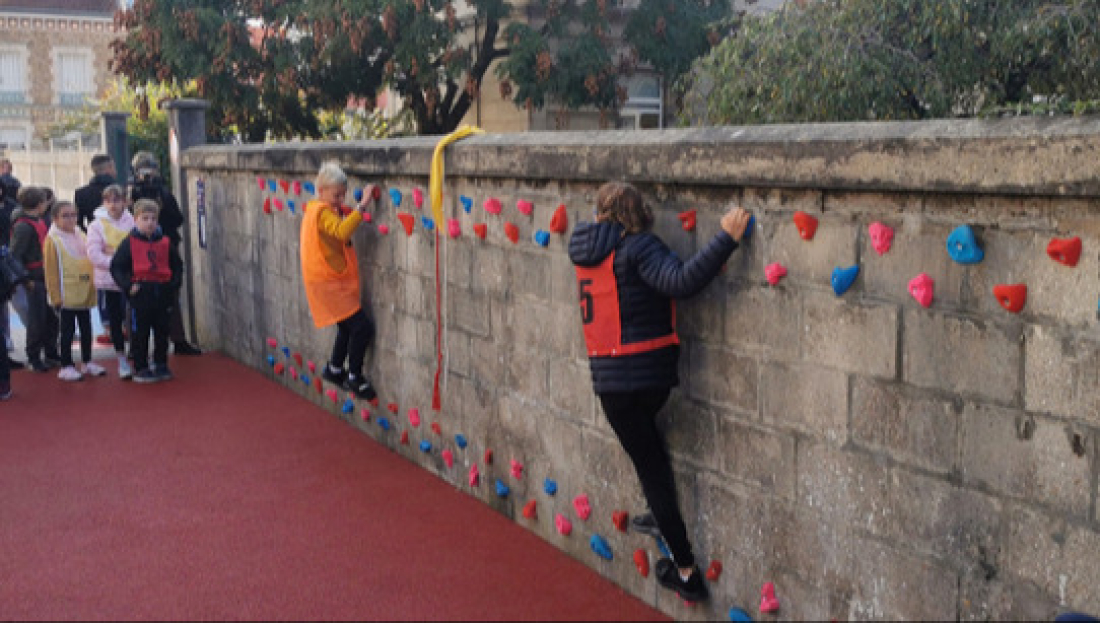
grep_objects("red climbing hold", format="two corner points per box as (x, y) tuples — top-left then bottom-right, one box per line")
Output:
(550, 204), (568, 234)
(360, 408), (371, 422)
(1047, 236), (1082, 267)
(279, 179), (290, 194)
(523, 499), (537, 519)
(678, 210), (697, 232)
(408, 408), (421, 428)
(397, 212), (415, 236)
(442, 449), (454, 468)
(292, 180), (302, 196)
(262, 197), (272, 214)
(293, 352), (303, 367)
(400, 430), (409, 445)
(472, 223), (488, 240)
(431, 421), (442, 436)
(325, 388), (338, 404)
(760, 582), (780, 613)
(266, 337), (277, 348)
(468, 463), (480, 487)
(633, 549), (649, 578)
(706, 560), (723, 581)
(510, 459), (523, 479)
(484, 449), (493, 465)
(612, 511), (629, 532)
(412, 187), (424, 209)
(307, 361), (316, 374)
(793, 211), (818, 240)
(256, 176), (266, 190)
(993, 283), (1027, 313)
(369, 397), (379, 407)
(273, 362), (284, 375)
(387, 402), (399, 414)
(313, 377), (323, 393)
(555, 513), (573, 536)
(504, 222), (520, 244)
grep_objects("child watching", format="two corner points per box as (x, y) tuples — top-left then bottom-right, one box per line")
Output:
(86, 184), (135, 379)
(300, 162), (378, 401)
(568, 181), (752, 603)
(44, 200), (105, 381)
(10, 186), (61, 372)
(110, 198), (182, 383)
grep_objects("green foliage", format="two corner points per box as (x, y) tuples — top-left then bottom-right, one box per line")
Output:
(624, 0), (729, 82)
(682, 0), (1100, 126)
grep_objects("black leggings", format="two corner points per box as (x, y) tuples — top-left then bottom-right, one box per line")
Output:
(330, 308), (374, 376)
(599, 388), (695, 567)
(102, 290), (127, 353)
(59, 309), (92, 366)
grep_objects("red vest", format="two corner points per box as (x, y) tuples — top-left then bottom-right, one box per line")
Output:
(130, 236), (171, 283)
(15, 216), (47, 269)
(574, 252), (679, 357)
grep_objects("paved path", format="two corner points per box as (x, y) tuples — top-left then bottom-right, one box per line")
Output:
(0, 353), (665, 621)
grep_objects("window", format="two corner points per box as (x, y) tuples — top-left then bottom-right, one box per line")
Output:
(0, 47), (27, 104)
(0, 125), (29, 149)
(54, 48), (95, 106)
(618, 74), (663, 130)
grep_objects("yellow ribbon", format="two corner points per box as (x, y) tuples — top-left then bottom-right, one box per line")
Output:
(429, 125), (483, 228)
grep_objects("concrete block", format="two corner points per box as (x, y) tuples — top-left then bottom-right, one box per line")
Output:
(447, 287), (492, 338)
(717, 417), (797, 499)
(1025, 324), (1100, 425)
(903, 309), (1021, 405)
(404, 228), (436, 278)
(546, 357), (596, 424)
(508, 249), (552, 301)
(761, 361), (848, 445)
(442, 239), (472, 289)
(678, 285), (725, 343)
(684, 341), (758, 413)
(507, 345), (548, 402)
(655, 398), (720, 472)
(960, 404), (1090, 517)
(851, 377), (959, 474)
(958, 575), (1060, 622)
(803, 293), (898, 378)
(471, 244), (509, 296)
(1003, 504), (1100, 615)
(844, 538), (959, 621)
(796, 442), (891, 537)
(722, 282), (801, 361)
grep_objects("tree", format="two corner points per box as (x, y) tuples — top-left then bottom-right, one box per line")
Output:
(680, 0), (1100, 126)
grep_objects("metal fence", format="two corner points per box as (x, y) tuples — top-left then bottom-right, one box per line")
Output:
(2, 133), (101, 201)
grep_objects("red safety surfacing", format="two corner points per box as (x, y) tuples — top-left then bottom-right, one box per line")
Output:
(0, 353), (666, 621)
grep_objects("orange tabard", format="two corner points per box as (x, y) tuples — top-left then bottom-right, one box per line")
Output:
(300, 200), (361, 327)
(574, 252), (679, 357)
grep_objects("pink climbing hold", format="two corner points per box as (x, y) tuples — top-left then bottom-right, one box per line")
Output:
(868, 222), (894, 255)
(516, 199), (533, 216)
(908, 273), (934, 308)
(412, 187), (424, 209)
(289, 367), (298, 380)
(256, 176), (266, 190)
(325, 388), (338, 404)
(266, 337), (277, 348)
(307, 361), (317, 374)
(555, 513), (573, 536)
(468, 463), (480, 487)
(274, 198), (285, 212)
(760, 582), (780, 613)
(360, 408), (371, 422)
(765, 262), (787, 286)
(573, 494), (591, 521)
(484, 197), (502, 215)
(510, 459), (524, 479)
(442, 449), (454, 468)
(408, 408), (421, 428)
(362, 212), (373, 223)
(447, 218), (461, 239)
(378, 224), (390, 235)
(292, 180), (302, 196)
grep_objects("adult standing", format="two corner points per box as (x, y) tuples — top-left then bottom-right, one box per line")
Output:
(74, 154), (116, 232)
(0, 158), (22, 369)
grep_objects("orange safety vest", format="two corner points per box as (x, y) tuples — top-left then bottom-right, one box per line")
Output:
(574, 252), (679, 357)
(300, 200), (361, 328)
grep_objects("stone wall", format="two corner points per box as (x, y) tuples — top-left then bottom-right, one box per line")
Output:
(181, 117), (1100, 621)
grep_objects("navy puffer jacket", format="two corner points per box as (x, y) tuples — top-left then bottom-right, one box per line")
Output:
(568, 221), (738, 394)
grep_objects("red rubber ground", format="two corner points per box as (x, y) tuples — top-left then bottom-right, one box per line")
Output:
(0, 353), (666, 621)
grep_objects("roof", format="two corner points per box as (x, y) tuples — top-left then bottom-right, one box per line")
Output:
(0, 0), (118, 15)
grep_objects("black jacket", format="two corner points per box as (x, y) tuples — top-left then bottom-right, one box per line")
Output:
(130, 178), (184, 246)
(74, 173), (116, 232)
(9, 209), (45, 282)
(0, 173), (20, 245)
(568, 221), (738, 394)
(109, 227), (183, 312)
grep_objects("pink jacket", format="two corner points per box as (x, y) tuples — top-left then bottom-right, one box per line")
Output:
(86, 207), (135, 291)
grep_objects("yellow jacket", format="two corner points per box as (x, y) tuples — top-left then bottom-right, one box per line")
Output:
(44, 226), (96, 309)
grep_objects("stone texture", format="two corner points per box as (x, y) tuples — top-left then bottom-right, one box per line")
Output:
(851, 377), (959, 474)
(1025, 324), (1100, 425)
(802, 293), (898, 378)
(860, 218), (968, 308)
(717, 416), (797, 499)
(761, 361), (849, 445)
(684, 342), (758, 413)
(796, 442), (892, 537)
(722, 282), (801, 361)
(1002, 504), (1100, 615)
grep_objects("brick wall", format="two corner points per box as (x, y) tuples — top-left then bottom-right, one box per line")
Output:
(181, 117), (1100, 621)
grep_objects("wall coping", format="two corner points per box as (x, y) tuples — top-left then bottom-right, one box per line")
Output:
(183, 116), (1100, 197)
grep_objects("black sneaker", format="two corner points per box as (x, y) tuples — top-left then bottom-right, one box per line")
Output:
(43, 356), (63, 370)
(133, 369), (160, 384)
(322, 364), (347, 387)
(655, 558), (709, 603)
(345, 374), (377, 401)
(631, 511), (662, 538)
(0, 380), (10, 400)
(6, 357), (25, 371)
(27, 359), (49, 373)
(154, 365), (174, 381)
(173, 341), (203, 356)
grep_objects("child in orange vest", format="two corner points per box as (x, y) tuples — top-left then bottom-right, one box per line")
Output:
(300, 162), (377, 401)
(44, 200), (106, 381)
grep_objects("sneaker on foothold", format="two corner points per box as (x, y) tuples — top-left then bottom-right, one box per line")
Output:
(154, 365), (173, 381)
(58, 366), (83, 382)
(0, 380), (11, 400)
(43, 356), (63, 370)
(82, 362), (107, 377)
(133, 369), (160, 384)
(322, 364), (347, 387)
(655, 558), (709, 603)
(118, 359), (133, 380)
(631, 511), (663, 538)
(173, 341), (203, 356)
(345, 373), (377, 401)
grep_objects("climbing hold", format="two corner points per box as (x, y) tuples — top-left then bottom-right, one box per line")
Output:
(326, 388), (338, 404)
(706, 560), (723, 581)
(412, 187), (424, 209)
(831, 265), (859, 296)
(484, 197), (502, 215)
(369, 397), (379, 407)
(555, 513), (573, 536)
(590, 534), (613, 561)
(341, 399), (355, 414)
(516, 199), (534, 216)
(655, 537), (671, 559)
(442, 449), (454, 468)
(504, 222), (520, 244)
(743, 214), (756, 241)
(868, 222), (894, 255)
(378, 417), (391, 430)
(397, 212), (415, 236)
(399, 430), (409, 444)
(300, 373), (310, 386)
(447, 218), (461, 239)
(993, 283), (1028, 313)
(361, 212), (372, 223)
(281, 346), (291, 358)
(262, 197), (272, 214)
(533, 230), (550, 247)
(289, 367), (298, 381)
(484, 449), (493, 464)
(760, 582), (780, 613)
(430, 422), (441, 436)
(612, 511), (629, 532)
(389, 188), (402, 207)
(420, 216), (435, 231)
(314, 377), (323, 393)
(495, 479), (510, 498)
(408, 408), (421, 428)
(360, 408), (371, 422)
(908, 273), (935, 308)
(293, 352), (303, 367)
(1047, 236), (1082, 267)
(633, 549), (649, 578)
(274, 198), (284, 212)
(279, 179), (290, 194)
(266, 337), (277, 348)
(303, 182), (316, 195)
(543, 478), (557, 496)
(292, 180), (302, 196)
(468, 463), (480, 487)
(459, 195), (473, 213)
(728, 607), (753, 622)
(353, 188), (363, 203)
(472, 223), (488, 240)
(387, 402), (399, 414)
(946, 225), (984, 264)
(764, 262), (787, 286)
(455, 434), (467, 449)
(369, 185), (382, 202)
(286, 200), (296, 214)
(266, 355), (276, 367)
(510, 459), (524, 480)
(793, 211), (818, 240)
(273, 362), (284, 375)
(522, 499), (537, 519)
(419, 439), (432, 453)
(550, 204), (568, 234)
(378, 224), (390, 235)
(307, 360), (316, 374)
(267, 179), (277, 193)
(256, 176), (266, 190)
(678, 209), (697, 232)
(573, 494), (591, 521)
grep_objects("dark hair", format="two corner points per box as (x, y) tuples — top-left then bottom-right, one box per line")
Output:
(596, 182), (653, 235)
(17, 186), (46, 210)
(90, 154), (113, 174)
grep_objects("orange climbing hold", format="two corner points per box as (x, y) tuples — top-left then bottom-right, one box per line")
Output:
(504, 222), (520, 244)
(793, 211), (818, 240)
(550, 204), (568, 234)
(523, 500), (537, 519)
(397, 212), (415, 236)
(633, 549), (649, 578)
(993, 283), (1027, 313)
(678, 210), (697, 232)
(473, 223), (488, 240)
(1047, 236), (1082, 267)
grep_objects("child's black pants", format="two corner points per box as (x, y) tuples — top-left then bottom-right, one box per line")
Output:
(330, 308), (374, 376)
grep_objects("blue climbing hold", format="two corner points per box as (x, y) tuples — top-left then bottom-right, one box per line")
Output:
(301, 373), (310, 386)
(303, 182), (316, 195)
(831, 265), (859, 296)
(287, 200), (295, 214)
(533, 230), (550, 247)
(728, 606), (754, 622)
(267, 179), (277, 192)
(742, 215), (755, 241)
(656, 537), (671, 559)
(353, 187), (363, 203)
(342, 398), (355, 414)
(590, 534), (613, 561)
(266, 355), (276, 367)
(455, 434), (468, 449)
(543, 478), (558, 496)
(946, 225), (984, 264)
(460, 195), (473, 213)
(495, 479), (510, 498)
(389, 188), (402, 207)
(281, 346), (290, 357)
(420, 439), (432, 453)
(421, 216), (435, 231)
(378, 417), (390, 430)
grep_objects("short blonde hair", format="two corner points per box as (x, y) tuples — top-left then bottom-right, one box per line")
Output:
(133, 198), (160, 218)
(315, 161), (347, 190)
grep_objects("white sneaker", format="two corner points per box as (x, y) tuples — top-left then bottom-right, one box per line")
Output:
(82, 362), (107, 377)
(118, 358), (133, 380)
(58, 366), (83, 382)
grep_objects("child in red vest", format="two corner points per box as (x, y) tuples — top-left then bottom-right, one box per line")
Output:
(109, 198), (182, 383)
(10, 186), (61, 372)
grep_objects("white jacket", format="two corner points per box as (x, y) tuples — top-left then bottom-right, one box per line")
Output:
(86, 206), (135, 291)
